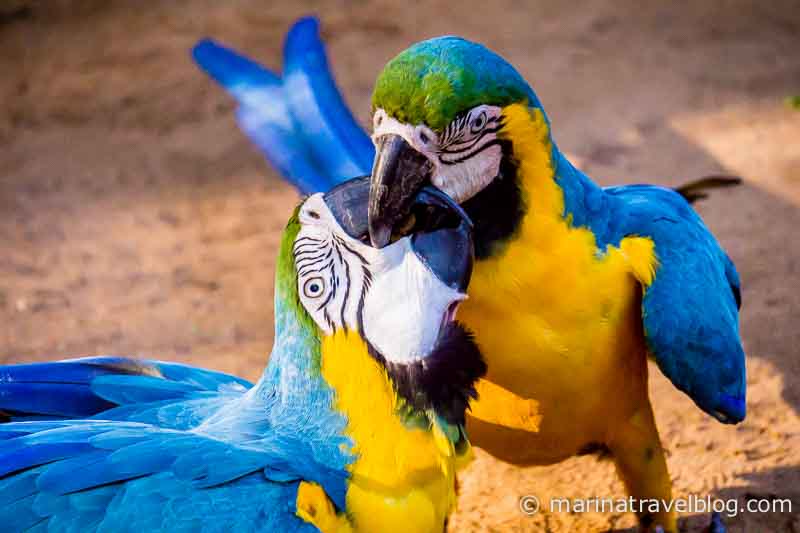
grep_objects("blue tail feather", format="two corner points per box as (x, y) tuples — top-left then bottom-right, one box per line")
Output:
(192, 16), (374, 195)
(192, 38), (280, 97)
(282, 17), (374, 178)
(193, 36), (332, 193)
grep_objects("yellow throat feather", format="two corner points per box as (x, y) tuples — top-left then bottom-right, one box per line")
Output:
(310, 330), (467, 533)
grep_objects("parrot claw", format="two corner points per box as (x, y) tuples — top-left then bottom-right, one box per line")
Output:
(649, 510), (725, 533)
(707, 511), (727, 533)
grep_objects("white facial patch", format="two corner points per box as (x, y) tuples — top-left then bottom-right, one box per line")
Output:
(294, 194), (465, 362)
(360, 238), (465, 364)
(372, 105), (504, 203)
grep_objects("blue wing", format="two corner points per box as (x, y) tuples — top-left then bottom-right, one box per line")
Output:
(0, 420), (319, 532)
(192, 16), (374, 195)
(604, 185), (746, 423)
(0, 357), (350, 531)
(0, 356), (252, 421)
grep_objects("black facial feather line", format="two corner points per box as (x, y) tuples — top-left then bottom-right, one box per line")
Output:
(437, 112), (502, 166)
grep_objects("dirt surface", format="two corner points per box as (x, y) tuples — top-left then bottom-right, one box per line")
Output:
(1, 1), (799, 531)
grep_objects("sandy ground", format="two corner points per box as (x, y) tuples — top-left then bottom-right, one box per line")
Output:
(1, 1), (799, 531)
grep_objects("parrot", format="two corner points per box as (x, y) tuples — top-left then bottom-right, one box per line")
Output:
(0, 179), (486, 533)
(191, 17), (746, 532)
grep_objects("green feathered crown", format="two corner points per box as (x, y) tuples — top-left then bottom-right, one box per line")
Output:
(372, 36), (541, 130)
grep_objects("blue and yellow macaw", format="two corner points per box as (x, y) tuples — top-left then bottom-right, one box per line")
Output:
(0, 181), (485, 532)
(193, 17), (745, 532)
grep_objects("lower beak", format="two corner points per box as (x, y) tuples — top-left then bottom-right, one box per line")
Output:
(410, 187), (474, 293)
(368, 134), (433, 248)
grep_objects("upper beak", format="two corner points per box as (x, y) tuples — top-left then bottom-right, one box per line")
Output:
(323, 175), (370, 239)
(368, 134), (434, 248)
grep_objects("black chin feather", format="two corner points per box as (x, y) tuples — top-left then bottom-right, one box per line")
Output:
(370, 322), (486, 426)
(461, 140), (524, 259)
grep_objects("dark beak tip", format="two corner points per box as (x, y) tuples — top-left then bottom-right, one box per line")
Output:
(368, 134), (433, 245)
(368, 224), (392, 249)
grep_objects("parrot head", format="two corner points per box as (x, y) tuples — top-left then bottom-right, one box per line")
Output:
(274, 176), (484, 426)
(368, 36), (552, 257)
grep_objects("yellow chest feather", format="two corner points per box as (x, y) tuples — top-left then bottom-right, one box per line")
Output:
(460, 105), (658, 453)
(317, 331), (461, 533)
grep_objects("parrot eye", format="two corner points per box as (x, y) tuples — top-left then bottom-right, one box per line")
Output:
(416, 126), (435, 147)
(303, 277), (325, 298)
(470, 111), (487, 132)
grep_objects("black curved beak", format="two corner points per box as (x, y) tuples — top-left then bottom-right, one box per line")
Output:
(368, 134), (434, 248)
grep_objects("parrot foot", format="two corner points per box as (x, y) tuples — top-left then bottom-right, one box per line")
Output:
(707, 511), (727, 533)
